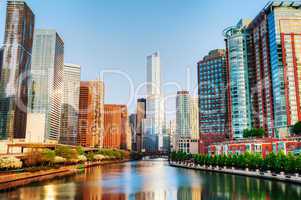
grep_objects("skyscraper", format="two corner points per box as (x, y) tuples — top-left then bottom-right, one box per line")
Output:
(175, 91), (199, 154)
(247, 1), (301, 137)
(175, 91), (191, 153)
(0, 0), (35, 140)
(144, 52), (165, 152)
(224, 19), (251, 139)
(129, 113), (137, 151)
(60, 64), (81, 145)
(104, 104), (131, 150)
(198, 49), (230, 153)
(77, 81), (104, 147)
(176, 91), (191, 137)
(26, 29), (64, 143)
(136, 98), (146, 152)
(190, 96), (199, 140)
(0, 47), (3, 73)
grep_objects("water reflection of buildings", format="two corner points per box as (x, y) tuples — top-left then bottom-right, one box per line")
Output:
(78, 167), (128, 200)
(177, 187), (201, 200)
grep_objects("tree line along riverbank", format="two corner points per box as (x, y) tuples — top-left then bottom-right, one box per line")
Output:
(170, 151), (301, 175)
(0, 146), (142, 191)
(0, 146), (142, 173)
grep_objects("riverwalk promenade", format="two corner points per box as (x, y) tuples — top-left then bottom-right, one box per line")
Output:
(170, 161), (301, 185)
(0, 159), (130, 191)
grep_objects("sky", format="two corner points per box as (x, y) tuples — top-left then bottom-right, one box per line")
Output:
(0, 0), (270, 119)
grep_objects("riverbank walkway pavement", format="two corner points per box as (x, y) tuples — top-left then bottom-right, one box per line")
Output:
(169, 161), (301, 185)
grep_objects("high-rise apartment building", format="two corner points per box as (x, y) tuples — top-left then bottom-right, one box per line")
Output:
(0, 0), (35, 140)
(168, 120), (176, 151)
(136, 98), (146, 152)
(60, 64), (81, 145)
(175, 91), (199, 154)
(176, 91), (191, 153)
(224, 19), (251, 139)
(77, 81), (104, 147)
(176, 91), (191, 137)
(197, 49), (230, 153)
(190, 96), (199, 140)
(26, 29), (64, 143)
(104, 104), (131, 150)
(247, 1), (301, 137)
(144, 52), (165, 152)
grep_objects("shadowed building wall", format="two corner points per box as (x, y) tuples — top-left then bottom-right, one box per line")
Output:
(0, 0), (35, 140)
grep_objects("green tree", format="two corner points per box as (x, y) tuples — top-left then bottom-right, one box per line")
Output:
(296, 155), (301, 173)
(55, 146), (78, 160)
(41, 149), (56, 165)
(285, 153), (296, 173)
(264, 152), (277, 171)
(76, 146), (85, 155)
(86, 152), (95, 161)
(243, 128), (265, 138)
(292, 121), (301, 135)
(256, 128), (265, 137)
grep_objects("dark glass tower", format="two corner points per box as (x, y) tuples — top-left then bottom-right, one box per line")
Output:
(0, 1), (35, 140)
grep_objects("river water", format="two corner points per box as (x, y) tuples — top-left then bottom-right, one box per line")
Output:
(1, 159), (301, 200)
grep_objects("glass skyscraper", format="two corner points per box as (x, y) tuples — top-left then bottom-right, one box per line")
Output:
(60, 64), (81, 145)
(0, 0), (35, 140)
(224, 19), (251, 139)
(176, 91), (191, 137)
(197, 49), (230, 153)
(27, 29), (64, 143)
(247, 1), (301, 137)
(144, 52), (165, 152)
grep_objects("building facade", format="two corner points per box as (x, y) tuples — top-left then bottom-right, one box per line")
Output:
(246, 1), (301, 137)
(175, 91), (199, 154)
(136, 98), (146, 152)
(26, 29), (64, 143)
(198, 49), (230, 153)
(224, 19), (252, 139)
(104, 104), (131, 150)
(129, 113), (137, 151)
(60, 64), (81, 145)
(77, 81), (104, 147)
(0, 0), (35, 140)
(144, 52), (165, 152)
(190, 96), (199, 140)
(176, 91), (191, 137)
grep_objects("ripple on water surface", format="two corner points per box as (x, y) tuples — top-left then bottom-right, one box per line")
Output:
(0, 159), (301, 200)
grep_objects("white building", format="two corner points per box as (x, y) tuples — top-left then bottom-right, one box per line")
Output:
(175, 91), (199, 154)
(190, 96), (199, 140)
(26, 29), (64, 143)
(144, 52), (165, 152)
(60, 64), (81, 145)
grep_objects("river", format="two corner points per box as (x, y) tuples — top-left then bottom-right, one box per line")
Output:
(1, 159), (301, 200)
